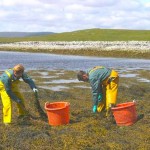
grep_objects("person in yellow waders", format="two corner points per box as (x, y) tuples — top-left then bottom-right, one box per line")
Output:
(77, 66), (119, 117)
(0, 64), (38, 125)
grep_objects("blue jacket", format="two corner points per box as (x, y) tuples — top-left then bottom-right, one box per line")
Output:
(0, 69), (36, 102)
(87, 66), (111, 106)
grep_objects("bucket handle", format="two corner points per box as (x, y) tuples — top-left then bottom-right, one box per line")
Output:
(65, 102), (70, 107)
(45, 102), (49, 109)
(133, 99), (137, 105)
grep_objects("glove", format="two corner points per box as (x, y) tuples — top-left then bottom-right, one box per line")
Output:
(92, 105), (97, 113)
(33, 88), (38, 93)
(98, 93), (103, 102)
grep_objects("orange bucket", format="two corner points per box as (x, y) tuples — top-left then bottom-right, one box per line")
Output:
(45, 102), (70, 126)
(111, 102), (137, 126)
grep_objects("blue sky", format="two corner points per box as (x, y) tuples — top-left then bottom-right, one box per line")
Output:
(0, 0), (150, 32)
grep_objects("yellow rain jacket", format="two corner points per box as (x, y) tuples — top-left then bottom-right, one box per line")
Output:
(0, 69), (36, 123)
(87, 66), (119, 114)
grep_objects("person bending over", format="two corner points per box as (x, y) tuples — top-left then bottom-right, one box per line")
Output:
(77, 66), (119, 117)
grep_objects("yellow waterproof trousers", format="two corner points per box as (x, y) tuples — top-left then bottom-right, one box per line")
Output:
(97, 70), (119, 116)
(0, 81), (26, 123)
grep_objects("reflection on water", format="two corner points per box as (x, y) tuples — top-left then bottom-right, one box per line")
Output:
(36, 70), (149, 91)
(137, 78), (150, 83)
(0, 51), (150, 91)
(120, 74), (137, 78)
(37, 72), (49, 76)
(48, 79), (79, 84)
(38, 85), (69, 91)
(41, 76), (58, 79)
(0, 51), (150, 72)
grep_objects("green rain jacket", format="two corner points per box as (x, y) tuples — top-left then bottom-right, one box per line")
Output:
(0, 69), (36, 103)
(87, 66), (111, 106)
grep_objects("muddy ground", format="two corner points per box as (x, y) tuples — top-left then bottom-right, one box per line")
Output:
(0, 69), (150, 150)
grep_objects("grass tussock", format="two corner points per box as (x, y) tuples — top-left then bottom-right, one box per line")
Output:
(0, 70), (150, 150)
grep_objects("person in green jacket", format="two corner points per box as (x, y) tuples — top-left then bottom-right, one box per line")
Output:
(0, 64), (38, 125)
(77, 66), (119, 116)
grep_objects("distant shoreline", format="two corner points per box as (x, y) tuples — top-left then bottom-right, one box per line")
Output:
(0, 41), (150, 59)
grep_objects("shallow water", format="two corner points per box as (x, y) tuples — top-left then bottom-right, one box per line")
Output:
(0, 51), (150, 72)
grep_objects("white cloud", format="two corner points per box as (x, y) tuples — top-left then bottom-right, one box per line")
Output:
(144, 2), (150, 8)
(0, 10), (9, 18)
(0, 0), (150, 32)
